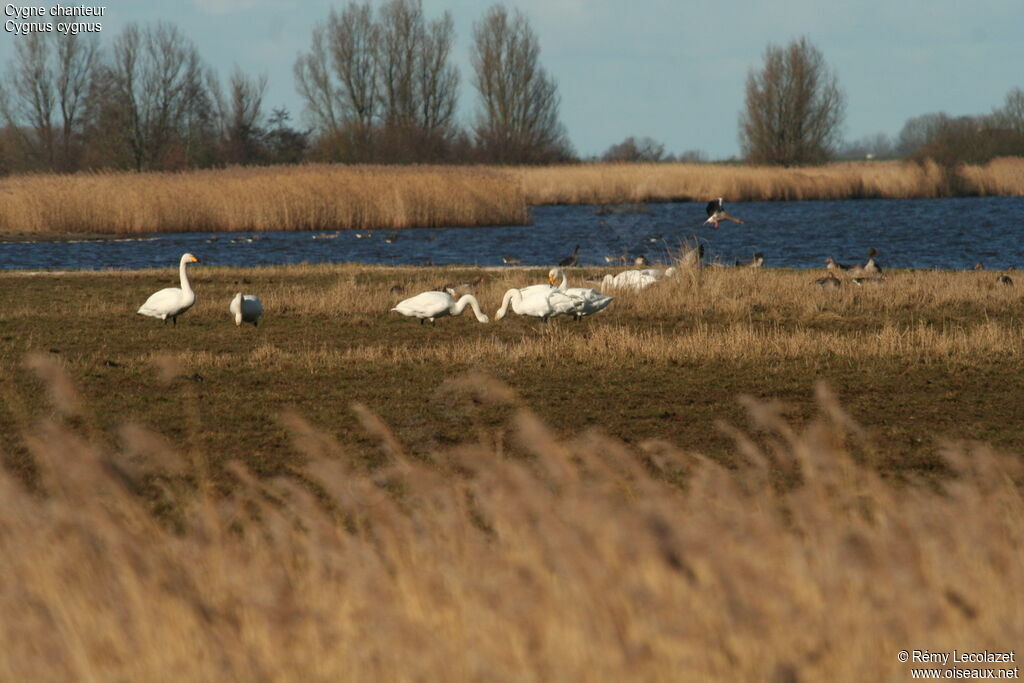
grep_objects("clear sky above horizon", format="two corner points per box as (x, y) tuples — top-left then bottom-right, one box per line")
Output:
(2, 0), (1022, 159)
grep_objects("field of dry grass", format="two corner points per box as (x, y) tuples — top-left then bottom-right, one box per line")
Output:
(1, 157), (1022, 236)
(1, 263), (1022, 680)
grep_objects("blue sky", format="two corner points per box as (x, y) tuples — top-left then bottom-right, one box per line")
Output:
(2, 0), (1022, 159)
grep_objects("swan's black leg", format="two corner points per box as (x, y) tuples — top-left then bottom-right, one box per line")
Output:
(420, 318), (425, 325)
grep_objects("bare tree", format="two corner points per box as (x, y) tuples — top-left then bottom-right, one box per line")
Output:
(738, 37), (845, 166)
(219, 67), (268, 164)
(102, 22), (209, 170)
(601, 136), (667, 162)
(992, 87), (1024, 135)
(295, 0), (458, 161)
(470, 4), (571, 163)
(0, 33), (98, 171)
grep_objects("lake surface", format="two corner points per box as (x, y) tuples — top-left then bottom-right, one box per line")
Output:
(1, 196), (1022, 271)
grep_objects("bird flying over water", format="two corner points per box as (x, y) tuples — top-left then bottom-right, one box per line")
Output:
(704, 198), (745, 229)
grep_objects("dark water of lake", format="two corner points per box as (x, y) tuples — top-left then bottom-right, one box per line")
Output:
(1, 196), (1022, 272)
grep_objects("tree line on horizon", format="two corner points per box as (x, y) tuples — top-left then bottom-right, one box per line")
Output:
(0, 1), (1022, 176)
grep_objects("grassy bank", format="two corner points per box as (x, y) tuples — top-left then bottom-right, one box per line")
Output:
(1, 158), (1022, 236)
(1, 264), (1022, 680)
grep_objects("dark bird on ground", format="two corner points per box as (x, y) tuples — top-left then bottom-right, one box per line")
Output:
(704, 197), (745, 229)
(559, 245), (580, 267)
(815, 272), (841, 289)
(997, 275), (1014, 285)
(852, 275), (887, 286)
(502, 256), (522, 265)
(736, 252), (764, 267)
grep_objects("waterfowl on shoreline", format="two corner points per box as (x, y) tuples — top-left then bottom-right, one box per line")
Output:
(849, 248), (882, 277)
(502, 256), (522, 265)
(997, 274), (1014, 285)
(558, 245), (580, 267)
(826, 257), (849, 272)
(704, 197), (745, 229)
(392, 291), (489, 325)
(736, 252), (764, 268)
(137, 253), (199, 326)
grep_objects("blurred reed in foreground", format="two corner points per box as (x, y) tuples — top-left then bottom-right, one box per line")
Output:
(1, 361), (1020, 681)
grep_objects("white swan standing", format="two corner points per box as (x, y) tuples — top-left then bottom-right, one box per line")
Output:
(230, 293), (264, 327)
(392, 290), (489, 325)
(548, 268), (613, 320)
(137, 253), (200, 325)
(494, 272), (579, 322)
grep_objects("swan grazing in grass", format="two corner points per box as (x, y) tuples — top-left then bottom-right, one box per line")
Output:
(230, 293), (264, 326)
(494, 277), (577, 322)
(548, 268), (614, 320)
(392, 290), (489, 325)
(137, 253), (200, 325)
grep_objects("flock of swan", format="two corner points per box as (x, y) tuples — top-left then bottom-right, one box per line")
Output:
(137, 253), (263, 327)
(392, 268), (615, 325)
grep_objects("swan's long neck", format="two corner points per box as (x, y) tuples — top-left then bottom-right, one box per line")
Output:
(555, 271), (569, 291)
(179, 256), (193, 293)
(495, 289), (520, 320)
(451, 294), (488, 322)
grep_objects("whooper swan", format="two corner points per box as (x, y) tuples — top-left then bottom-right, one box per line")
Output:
(392, 290), (489, 325)
(548, 268), (614, 320)
(230, 293), (264, 326)
(137, 253), (200, 326)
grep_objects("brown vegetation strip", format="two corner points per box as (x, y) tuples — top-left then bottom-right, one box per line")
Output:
(2, 158), (1023, 235)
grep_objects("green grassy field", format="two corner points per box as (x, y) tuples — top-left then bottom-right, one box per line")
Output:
(2, 263), (1022, 680)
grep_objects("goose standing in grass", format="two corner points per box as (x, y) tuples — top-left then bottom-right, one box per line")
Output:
(815, 272), (841, 289)
(704, 197), (745, 229)
(825, 257), (849, 272)
(736, 252), (764, 267)
(137, 253), (200, 326)
(558, 245), (581, 267)
(849, 248), (882, 277)
(852, 275), (887, 286)
(230, 293), (264, 327)
(997, 274), (1014, 285)
(548, 268), (614, 320)
(392, 290), (489, 325)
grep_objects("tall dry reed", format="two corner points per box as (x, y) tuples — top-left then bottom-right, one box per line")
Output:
(514, 158), (1024, 204)
(0, 164), (528, 235)
(1, 362), (1021, 681)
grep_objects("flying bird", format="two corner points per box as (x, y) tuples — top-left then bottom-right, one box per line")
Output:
(704, 198), (745, 229)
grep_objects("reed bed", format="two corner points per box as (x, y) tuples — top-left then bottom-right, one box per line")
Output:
(1, 157), (1023, 236)
(514, 158), (1024, 205)
(0, 164), (528, 235)
(1, 362), (1021, 681)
